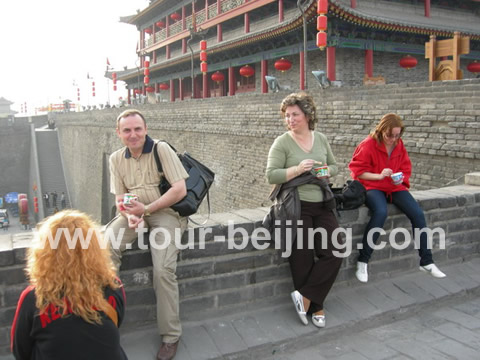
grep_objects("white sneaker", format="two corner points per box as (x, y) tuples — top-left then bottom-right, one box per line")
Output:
(356, 262), (368, 283)
(420, 264), (446, 278)
(312, 313), (326, 328)
(290, 290), (308, 325)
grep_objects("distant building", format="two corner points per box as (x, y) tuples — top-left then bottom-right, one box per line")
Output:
(0, 97), (17, 124)
(110, 0), (480, 103)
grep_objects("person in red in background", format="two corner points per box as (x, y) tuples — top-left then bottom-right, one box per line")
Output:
(11, 210), (127, 360)
(349, 113), (446, 283)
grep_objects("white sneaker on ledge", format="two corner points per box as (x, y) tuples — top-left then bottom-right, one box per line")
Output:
(420, 264), (446, 278)
(356, 261), (368, 283)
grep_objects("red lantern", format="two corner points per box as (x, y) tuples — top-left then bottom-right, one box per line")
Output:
(156, 21), (165, 28)
(144, 76), (150, 85)
(211, 71), (225, 83)
(317, 15), (327, 31)
(200, 40), (207, 51)
(159, 83), (170, 90)
(144, 28), (152, 34)
(239, 65), (255, 77)
(146, 86), (155, 93)
(144, 68), (150, 76)
(144, 60), (150, 68)
(467, 60), (480, 74)
(399, 55), (418, 70)
(170, 13), (181, 21)
(274, 58), (292, 72)
(134, 89), (142, 94)
(316, 31), (327, 50)
(201, 62), (208, 74)
(112, 72), (117, 79)
(113, 85), (117, 91)
(200, 51), (207, 62)
(317, 0), (328, 15)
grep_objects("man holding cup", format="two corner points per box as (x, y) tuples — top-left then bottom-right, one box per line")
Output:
(106, 109), (188, 360)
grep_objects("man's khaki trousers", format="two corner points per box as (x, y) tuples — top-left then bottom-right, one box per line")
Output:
(107, 208), (187, 343)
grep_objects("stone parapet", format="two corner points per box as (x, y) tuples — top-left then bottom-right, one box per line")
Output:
(0, 181), (479, 354)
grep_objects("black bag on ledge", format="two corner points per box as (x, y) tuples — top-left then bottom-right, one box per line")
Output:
(153, 142), (215, 217)
(330, 180), (366, 211)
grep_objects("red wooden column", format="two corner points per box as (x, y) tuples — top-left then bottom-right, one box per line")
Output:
(170, 79), (175, 102)
(350, 0), (357, 8)
(300, 51), (305, 90)
(128, 89), (131, 104)
(192, 1), (197, 32)
(217, 0), (222, 41)
(153, 51), (157, 64)
(166, 45), (170, 59)
(203, 73), (208, 98)
(245, 13), (250, 33)
(194, 77), (201, 99)
(425, 0), (430, 17)
(261, 60), (268, 93)
(228, 67), (235, 96)
(166, 15), (170, 37)
(182, 39), (187, 53)
(140, 32), (145, 67)
(278, 0), (284, 22)
(327, 46), (336, 81)
(205, 0), (209, 20)
(182, 6), (186, 30)
(179, 78), (184, 100)
(365, 49), (373, 77)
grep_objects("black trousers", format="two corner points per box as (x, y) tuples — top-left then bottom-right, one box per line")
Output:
(288, 201), (343, 313)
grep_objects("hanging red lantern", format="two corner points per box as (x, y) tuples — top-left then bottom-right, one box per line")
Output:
(170, 13), (181, 21)
(274, 58), (292, 72)
(317, 15), (327, 31)
(201, 62), (208, 74)
(112, 72), (117, 79)
(317, 0), (328, 15)
(159, 83), (170, 90)
(200, 40), (207, 51)
(113, 85), (117, 91)
(144, 76), (150, 85)
(399, 55), (418, 69)
(316, 31), (327, 50)
(156, 21), (165, 28)
(146, 86), (155, 93)
(134, 89), (141, 94)
(200, 51), (207, 62)
(467, 60), (480, 75)
(144, 28), (152, 34)
(239, 65), (255, 77)
(144, 68), (150, 76)
(144, 60), (150, 68)
(211, 71), (225, 83)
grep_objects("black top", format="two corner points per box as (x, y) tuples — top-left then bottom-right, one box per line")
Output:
(11, 283), (128, 360)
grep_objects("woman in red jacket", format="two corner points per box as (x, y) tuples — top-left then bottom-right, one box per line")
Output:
(349, 113), (446, 283)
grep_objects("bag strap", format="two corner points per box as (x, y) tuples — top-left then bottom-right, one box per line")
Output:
(103, 303), (118, 327)
(153, 142), (212, 226)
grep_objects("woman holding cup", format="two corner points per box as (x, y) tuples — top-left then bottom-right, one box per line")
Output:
(349, 113), (446, 283)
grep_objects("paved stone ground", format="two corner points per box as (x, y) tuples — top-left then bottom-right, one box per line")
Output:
(119, 258), (480, 360)
(2, 258), (479, 360)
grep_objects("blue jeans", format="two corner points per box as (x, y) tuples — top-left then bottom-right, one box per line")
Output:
(358, 190), (434, 266)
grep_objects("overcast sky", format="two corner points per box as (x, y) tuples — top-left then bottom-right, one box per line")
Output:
(0, 0), (150, 114)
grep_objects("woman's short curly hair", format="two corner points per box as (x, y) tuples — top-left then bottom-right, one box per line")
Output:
(280, 92), (318, 130)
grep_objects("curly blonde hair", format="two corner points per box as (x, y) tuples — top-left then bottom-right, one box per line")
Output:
(27, 210), (119, 324)
(280, 92), (318, 130)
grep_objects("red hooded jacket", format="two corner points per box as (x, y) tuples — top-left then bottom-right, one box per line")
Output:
(349, 136), (411, 195)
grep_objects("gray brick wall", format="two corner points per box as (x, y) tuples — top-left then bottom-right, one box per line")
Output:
(0, 182), (479, 354)
(54, 78), (480, 220)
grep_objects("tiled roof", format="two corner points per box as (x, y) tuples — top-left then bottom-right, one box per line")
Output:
(331, 0), (480, 39)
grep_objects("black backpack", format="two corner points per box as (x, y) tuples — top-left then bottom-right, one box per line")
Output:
(330, 180), (366, 211)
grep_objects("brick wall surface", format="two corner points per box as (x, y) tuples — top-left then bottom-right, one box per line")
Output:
(0, 183), (479, 354)
(54, 79), (480, 221)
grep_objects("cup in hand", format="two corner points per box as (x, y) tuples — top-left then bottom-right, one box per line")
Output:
(391, 172), (403, 185)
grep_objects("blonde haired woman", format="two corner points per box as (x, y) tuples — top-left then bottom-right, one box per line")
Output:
(11, 210), (127, 360)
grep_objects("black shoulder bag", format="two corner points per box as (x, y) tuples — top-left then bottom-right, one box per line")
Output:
(153, 142), (215, 219)
(330, 180), (366, 211)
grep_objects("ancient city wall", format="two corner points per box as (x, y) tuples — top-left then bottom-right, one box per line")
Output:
(54, 79), (480, 222)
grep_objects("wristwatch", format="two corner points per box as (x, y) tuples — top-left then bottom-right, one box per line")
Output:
(144, 204), (151, 217)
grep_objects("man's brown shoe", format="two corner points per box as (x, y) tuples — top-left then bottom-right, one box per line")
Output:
(156, 340), (179, 360)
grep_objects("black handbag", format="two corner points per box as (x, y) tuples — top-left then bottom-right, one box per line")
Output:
(330, 180), (366, 211)
(153, 142), (215, 217)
